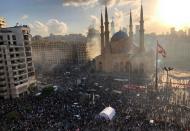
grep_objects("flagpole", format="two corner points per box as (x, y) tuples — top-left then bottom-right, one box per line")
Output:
(155, 40), (158, 91)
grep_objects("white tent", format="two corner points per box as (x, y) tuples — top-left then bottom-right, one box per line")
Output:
(35, 92), (41, 96)
(99, 107), (116, 120)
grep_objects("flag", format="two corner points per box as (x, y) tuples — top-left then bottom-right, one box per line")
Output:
(157, 41), (166, 57)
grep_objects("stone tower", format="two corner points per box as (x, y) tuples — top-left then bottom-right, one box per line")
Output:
(139, 4), (145, 52)
(100, 12), (105, 55)
(104, 6), (111, 53)
(129, 9), (133, 40)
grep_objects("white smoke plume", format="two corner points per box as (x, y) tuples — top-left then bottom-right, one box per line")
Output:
(113, 8), (126, 31)
(87, 38), (101, 60)
(90, 15), (100, 30)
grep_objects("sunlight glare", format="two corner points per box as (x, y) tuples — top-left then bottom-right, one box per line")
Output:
(157, 0), (190, 29)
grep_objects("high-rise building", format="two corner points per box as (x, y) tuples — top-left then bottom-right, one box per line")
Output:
(0, 25), (36, 99)
(0, 17), (6, 28)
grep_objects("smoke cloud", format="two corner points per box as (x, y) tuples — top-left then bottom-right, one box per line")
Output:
(87, 37), (101, 60)
(113, 8), (126, 31)
(90, 15), (100, 30)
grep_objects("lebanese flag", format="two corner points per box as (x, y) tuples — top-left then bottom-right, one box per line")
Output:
(157, 41), (166, 57)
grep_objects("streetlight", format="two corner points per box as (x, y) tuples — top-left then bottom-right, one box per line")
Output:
(163, 67), (174, 95)
(163, 67), (174, 86)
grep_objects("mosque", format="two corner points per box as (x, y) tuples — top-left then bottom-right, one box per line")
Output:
(95, 5), (154, 74)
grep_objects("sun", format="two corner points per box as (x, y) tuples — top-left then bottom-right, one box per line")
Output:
(157, 0), (190, 29)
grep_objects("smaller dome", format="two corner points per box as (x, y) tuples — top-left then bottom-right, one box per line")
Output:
(111, 31), (128, 42)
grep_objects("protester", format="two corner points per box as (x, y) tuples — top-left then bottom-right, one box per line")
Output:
(0, 65), (189, 131)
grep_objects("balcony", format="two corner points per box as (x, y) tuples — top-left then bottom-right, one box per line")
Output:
(18, 70), (27, 75)
(0, 81), (6, 85)
(0, 70), (4, 73)
(24, 42), (29, 46)
(28, 72), (35, 77)
(18, 65), (26, 69)
(0, 72), (4, 76)
(0, 65), (4, 69)
(26, 58), (32, 61)
(14, 78), (28, 84)
(23, 35), (31, 41)
(26, 52), (32, 57)
(0, 84), (6, 88)
(0, 42), (4, 45)
(11, 57), (25, 61)
(27, 62), (33, 67)
(13, 73), (27, 78)
(0, 89), (7, 94)
(28, 68), (34, 72)
(25, 47), (31, 52)
(0, 75), (5, 79)
(0, 78), (5, 81)
(12, 62), (26, 66)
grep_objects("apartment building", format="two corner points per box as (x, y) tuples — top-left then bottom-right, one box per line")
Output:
(0, 25), (36, 99)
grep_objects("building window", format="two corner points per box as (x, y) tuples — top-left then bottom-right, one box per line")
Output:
(15, 48), (18, 51)
(24, 42), (29, 45)
(7, 35), (10, 40)
(9, 48), (14, 52)
(12, 35), (16, 40)
(24, 35), (29, 40)
(10, 54), (14, 58)
(0, 35), (3, 40)
(13, 41), (17, 45)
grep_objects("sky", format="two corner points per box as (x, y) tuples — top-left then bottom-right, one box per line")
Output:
(1, 0), (190, 36)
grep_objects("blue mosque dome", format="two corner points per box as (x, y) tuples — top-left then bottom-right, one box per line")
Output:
(111, 31), (128, 42)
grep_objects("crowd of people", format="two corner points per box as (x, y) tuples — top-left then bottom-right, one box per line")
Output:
(0, 64), (190, 131)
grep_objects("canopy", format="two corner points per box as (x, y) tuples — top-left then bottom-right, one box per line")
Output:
(99, 107), (116, 120)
